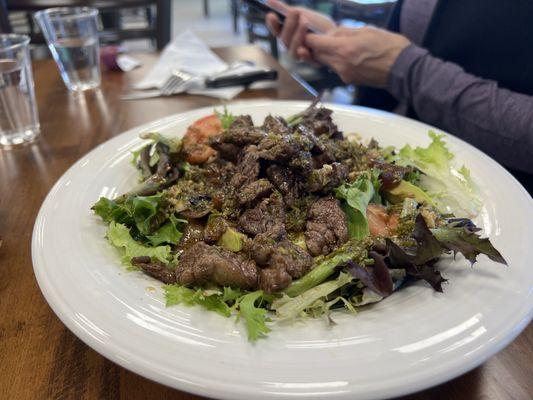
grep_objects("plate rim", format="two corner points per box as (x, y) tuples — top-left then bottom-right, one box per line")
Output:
(32, 100), (533, 400)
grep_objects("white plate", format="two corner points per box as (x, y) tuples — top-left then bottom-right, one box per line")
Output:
(32, 101), (533, 400)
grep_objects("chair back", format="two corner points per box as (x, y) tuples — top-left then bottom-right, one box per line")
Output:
(5, 0), (170, 49)
(0, 0), (12, 33)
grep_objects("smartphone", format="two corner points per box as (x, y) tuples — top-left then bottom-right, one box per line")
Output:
(242, 0), (322, 34)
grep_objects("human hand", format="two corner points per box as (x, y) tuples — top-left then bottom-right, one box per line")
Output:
(305, 26), (411, 87)
(265, 0), (336, 60)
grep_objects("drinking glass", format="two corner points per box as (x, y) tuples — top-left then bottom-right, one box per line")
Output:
(0, 34), (40, 147)
(35, 7), (101, 91)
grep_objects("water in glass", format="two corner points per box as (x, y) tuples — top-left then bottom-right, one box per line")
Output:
(50, 37), (100, 91)
(0, 36), (40, 147)
(35, 7), (100, 92)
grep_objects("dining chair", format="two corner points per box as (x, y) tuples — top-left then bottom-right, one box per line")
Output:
(243, 1), (278, 59)
(5, 0), (171, 50)
(0, 0), (11, 32)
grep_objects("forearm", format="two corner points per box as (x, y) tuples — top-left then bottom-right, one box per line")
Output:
(387, 44), (533, 174)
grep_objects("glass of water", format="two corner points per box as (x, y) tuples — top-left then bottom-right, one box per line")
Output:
(0, 34), (40, 147)
(35, 7), (100, 91)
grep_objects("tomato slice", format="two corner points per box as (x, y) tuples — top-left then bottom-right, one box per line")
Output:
(183, 114), (222, 164)
(366, 204), (399, 237)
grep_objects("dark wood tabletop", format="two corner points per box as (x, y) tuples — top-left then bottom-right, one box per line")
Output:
(0, 45), (530, 400)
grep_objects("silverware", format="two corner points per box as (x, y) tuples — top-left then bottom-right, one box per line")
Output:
(210, 60), (255, 78)
(121, 67), (278, 101)
(120, 62), (252, 100)
(120, 70), (194, 100)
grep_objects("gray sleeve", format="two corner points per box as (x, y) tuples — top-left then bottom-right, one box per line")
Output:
(387, 44), (533, 174)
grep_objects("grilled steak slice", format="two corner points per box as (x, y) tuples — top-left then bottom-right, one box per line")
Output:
(176, 242), (259, 289)
(305, 196), (348, 256)
(131, 256), (176, 284)
(238, 194), (286, 238)
(262, 115), (289, 135)
(248, 237), (313, 293)
(230, 145), (260, 188)
(203, 216), (231, 243)
(259, 268), (292, 294)
(237, 178), (273, 206)
(307, 162), (348, 193)
(220, 115), (266, 146)
(269, 240), (312, 279)
(265, 164), (305, 207)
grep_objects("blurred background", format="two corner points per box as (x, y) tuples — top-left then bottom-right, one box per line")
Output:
(0, 0), (396, 103)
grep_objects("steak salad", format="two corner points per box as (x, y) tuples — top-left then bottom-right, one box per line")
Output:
(92, 103), (506, 341)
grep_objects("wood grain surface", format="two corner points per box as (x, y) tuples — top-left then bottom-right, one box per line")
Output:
(0, 45), (530, 400)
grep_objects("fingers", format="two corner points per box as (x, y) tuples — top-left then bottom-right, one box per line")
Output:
(266, 12), (281, 36)
(289, 15), (309, 56)
(267, 0), (289, 13)
(330, 26), (360, 37)
(266, 0), (289, 38)
(305, 33), (338, 56)
(304, 33), (340, 67)
(296, 46), (315, 64)
(280, 8), (300, 48)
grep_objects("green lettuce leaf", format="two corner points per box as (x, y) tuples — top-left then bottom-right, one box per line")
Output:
(131, 145), (147, 168)
(93, 194), (184, 244)
(369, 168), (382, 204)
(164, 285), (233, 317)
(106, 222), (171, 264)
(307, 295), (357, 322)
(165, 286), (271, 341)
(146, 214), (187, 246)
(139, 132), (182, 153)
(389, 132), (481, 217)
(123, 193), (163, 235)
(274, 272), (353, 320)
(237, 291), (271, 341)
(92, 197), (132, 225)
(164, 286), (268, 341)
(215, 106), (235, 130)
(335, 173), (376, 239)
(222, 287), (245, 303)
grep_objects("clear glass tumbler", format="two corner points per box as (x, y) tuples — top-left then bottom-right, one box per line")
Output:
(35, 7), (101, 91)
(0, 34), (40, 147)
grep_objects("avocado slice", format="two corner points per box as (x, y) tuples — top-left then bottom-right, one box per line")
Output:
(385, 180), (435, 206)
(217, 227), (247, 252)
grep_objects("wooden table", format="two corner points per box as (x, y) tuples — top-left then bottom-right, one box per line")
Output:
(0, 45), (530, 400)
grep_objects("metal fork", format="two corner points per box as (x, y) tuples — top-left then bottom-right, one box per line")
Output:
(120, 70), (194, 100)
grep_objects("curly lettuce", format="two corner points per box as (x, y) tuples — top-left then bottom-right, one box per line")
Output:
(215, 106), (235, 130)
(273, 272), (353, 320)
(164, 285), (240, 317)
(389, 132), (481, 217)
(146, 214), (187, 246)
(334, 171), (379, 239)
(93, 194), (186, 246)
(163, 285), (270, 342)
(106, 222), (172, 264)
(237, 291), (271, 341)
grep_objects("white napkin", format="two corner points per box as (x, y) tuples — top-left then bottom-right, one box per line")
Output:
(134, 30), (246, 100)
